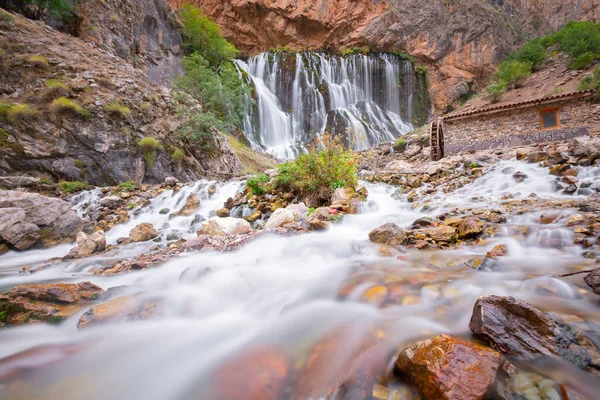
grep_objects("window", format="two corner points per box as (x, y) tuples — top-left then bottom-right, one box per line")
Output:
(540, 108), (560, 130)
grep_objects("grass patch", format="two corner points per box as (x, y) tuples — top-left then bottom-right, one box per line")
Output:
(57, 180), (89, 193)
(6, 103), (39, 123)
(117, 181), (137, 193)
(246, 173), (270, 196)
(171, 148), (184, 164)
(138, 137), (161, 168)
(42, 79), (69, 100)
(227, 135), (275, 175)
(105, 102), (131, 119)
(394, 138), (407, 151)
(27, 55), (50, 70)
(50, 97), (91, 119)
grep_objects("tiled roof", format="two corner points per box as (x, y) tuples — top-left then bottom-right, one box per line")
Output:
(443, 90), (595, 121)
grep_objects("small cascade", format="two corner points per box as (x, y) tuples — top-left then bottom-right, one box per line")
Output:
(236, 52), (429, 159)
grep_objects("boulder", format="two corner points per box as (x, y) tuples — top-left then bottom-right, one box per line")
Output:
(177, 193), (200, 216)
(395, 334), (502, 400)
(164, 176), (179, 186)
(0, 190), (82, 250)
(0, 176), (40, 188)
(77, 294), (160, 328)
(216, 208), (230, 218)
(67, 230), (106, 258)
(368, 223), (407, 246)
(457, 217), (484, 239)
(309, 219), (329, 231)
(347, 198), (362, 214)
(331, 187), (353, 204)
(424, 225), (456, 242)
(0, 282), (104, 326)
(129, 223), (159, 242)
(469, 296), (600, 372)
(214, 346), (291, 400)
(526, 151), (549, 163)
(244, 210), (262, 223)
(199, 217), (252, 236)
(286, 203), (309, 220)
(99, 195), (122, 208)
(584, 269), (600, 295)
(264, 208), (297, 230)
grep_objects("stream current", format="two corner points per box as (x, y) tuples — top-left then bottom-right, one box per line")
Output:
(0, 160), (599, 399)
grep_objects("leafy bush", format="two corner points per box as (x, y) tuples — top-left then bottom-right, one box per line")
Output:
(50, 97), (91, 119)
(27, 55), (49, 70)
(57, 180), (89, 193)
(570, 52), (595, 70)
(42, 79), (69, 100)
(6, 103), (38, 123)
(105, 102), (131, 119)
(507, 39), (547, 69)
(246, 173), (270, 195)
(179, 4), (238, 67)
(171, 148), (185, 163)
(178, 111), (223, 152)
(117, 181), (137, 192)
(578, 67), (600, 100)
(542, 21), (600, 70)
(485, 82), (507, 103)
(494, 60), (533, 88)
(275, 135), (358, 203)
(0, 9), (14, 29)
(138, 137), (161, 168)
(175, 52), (250, 132)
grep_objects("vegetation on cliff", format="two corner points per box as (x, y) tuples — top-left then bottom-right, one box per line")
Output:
(486, 21), (600, 103)
(174, 4), (251, 151)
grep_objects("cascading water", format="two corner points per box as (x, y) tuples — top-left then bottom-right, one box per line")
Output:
(1, 161), (599, 399)
(236, 52), (428, 159)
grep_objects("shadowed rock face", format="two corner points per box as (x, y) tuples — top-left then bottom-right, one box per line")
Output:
(469, 295), (600, 374)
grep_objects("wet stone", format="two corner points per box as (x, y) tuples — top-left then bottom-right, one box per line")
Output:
(395, 334), (502, 400)
(369, 223), (408, 246)
(469, 295), (600, 373)
(584, 269), (600, 295)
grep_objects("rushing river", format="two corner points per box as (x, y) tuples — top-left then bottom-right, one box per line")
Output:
(1, 160), (599, 399)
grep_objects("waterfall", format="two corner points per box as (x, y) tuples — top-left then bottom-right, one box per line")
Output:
(235, 52), (427, 159)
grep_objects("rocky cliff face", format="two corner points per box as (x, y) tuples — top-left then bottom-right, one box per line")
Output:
(176, 0), (598, 113)
(0, 12), (244, 185)
(75, 0), (183, 87)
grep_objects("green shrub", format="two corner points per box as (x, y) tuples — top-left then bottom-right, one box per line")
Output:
(394, 138), (407, 151)
(246, 173), (270, 195)
(6, 104), (38, 123)
(507, 39), (548, 69)
(179, 4), (239, 67)
(485, 82), (507, 103)
(117, 181), (137, 193)
(569, 52), (595, 70)
(171, 148), (185, 163)
(178, 111), (222, 152)
(0, 9), (14, 29)
(494, 60), (533, 88)
(138, 137), (161, 168)
(58, 180), (89, 193)
(541, 21), (600, 69)
(275, 135), (358, 203)
(105, 102), (131, 119)
(42, 79), (69, 100)
(578, 67), (600, 101)
(27, 55), (50, 70)
(50, 97), (91, 119)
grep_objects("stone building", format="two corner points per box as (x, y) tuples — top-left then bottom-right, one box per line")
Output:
(430, 90), (598, 160)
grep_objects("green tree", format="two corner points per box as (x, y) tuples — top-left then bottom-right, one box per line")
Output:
(508, 39), (547, 69)
(179, 3), (239, 67)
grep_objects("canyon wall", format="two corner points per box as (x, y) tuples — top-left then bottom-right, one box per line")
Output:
(173, 0), (598, 114)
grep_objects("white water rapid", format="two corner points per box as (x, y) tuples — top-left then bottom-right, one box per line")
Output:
(236, 53), (424, 159)
(0, 161), (599, 399)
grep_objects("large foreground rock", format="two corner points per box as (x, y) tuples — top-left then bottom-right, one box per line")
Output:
(368, 223), (408, 246)
(199, 217), (252, 236)
(396, 334), (502, 400)
(65, 230), (106, 258)
(469, 296), (600, 373)
(0, 282), (104, 326)
(0, 190), (83, 250)
(264, 203), (309, 230)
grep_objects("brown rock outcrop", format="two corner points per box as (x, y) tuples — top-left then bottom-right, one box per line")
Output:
(396, 334), (502, 400)
(77, 294), (160, 328)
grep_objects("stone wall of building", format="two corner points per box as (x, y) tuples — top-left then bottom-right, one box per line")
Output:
(443, 98), (600, 154)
